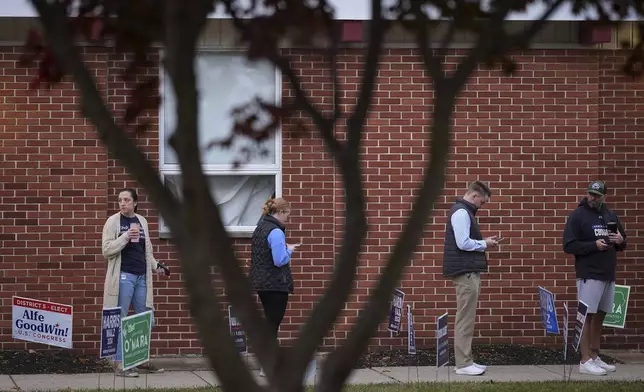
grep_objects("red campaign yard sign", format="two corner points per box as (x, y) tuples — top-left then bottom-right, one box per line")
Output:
(12, 296), (73, 349)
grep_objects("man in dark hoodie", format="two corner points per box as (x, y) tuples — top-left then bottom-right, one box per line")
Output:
(443, 181), (499, 376)
(563, 180), (627, 376)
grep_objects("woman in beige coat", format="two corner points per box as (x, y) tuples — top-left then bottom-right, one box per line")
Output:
(102, 188), (167, 377)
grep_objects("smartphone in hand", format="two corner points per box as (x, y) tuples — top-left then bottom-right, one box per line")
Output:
(157, 263), (170, 277)
(607, 222), (618, 234)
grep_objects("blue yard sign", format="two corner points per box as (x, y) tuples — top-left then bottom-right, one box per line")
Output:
(100, 307), (121, 358)
(436, 312), (449, 368)
(538, 286), (559, 335)
(407, 305), (416, 355)
(387, 289), (405, 334)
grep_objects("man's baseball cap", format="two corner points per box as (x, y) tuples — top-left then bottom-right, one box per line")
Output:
(587, 180), (607, 196)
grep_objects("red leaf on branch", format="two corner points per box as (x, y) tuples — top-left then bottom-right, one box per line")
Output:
(123, 76), (160, 124)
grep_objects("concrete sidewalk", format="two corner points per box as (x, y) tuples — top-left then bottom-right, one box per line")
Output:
(2, 364), (644, 391)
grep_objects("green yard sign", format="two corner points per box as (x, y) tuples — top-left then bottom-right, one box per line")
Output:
(603, 285), (630, 329)
(121, 310), (152, 370)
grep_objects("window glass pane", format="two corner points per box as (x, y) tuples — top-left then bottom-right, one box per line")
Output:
(163, 53), (277, 166)
(164, 174), (276, 227)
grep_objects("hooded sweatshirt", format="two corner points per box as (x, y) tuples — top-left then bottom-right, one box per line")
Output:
(562, 198), (627, 282)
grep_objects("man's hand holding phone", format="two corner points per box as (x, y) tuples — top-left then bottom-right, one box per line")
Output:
(596, 239), (611, 251)
(484, 235), (506, 248)
(484, 236), (499, 248)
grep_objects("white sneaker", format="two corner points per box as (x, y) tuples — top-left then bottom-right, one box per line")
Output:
(473, 362), (487, 371)
(593, 357), (616, 372)
(579, 360), (607, 376)
(455, 364), (485, 376)
(259, 368), (265, 377)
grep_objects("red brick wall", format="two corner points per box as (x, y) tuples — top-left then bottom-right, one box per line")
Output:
(1, 46), (643, 355)
(0, 47), (109, 350)
(598, 51), (644, 348)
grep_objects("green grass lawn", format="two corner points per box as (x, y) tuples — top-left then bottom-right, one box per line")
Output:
(343, 381), (644, 391)
(78, 382), (644, 392)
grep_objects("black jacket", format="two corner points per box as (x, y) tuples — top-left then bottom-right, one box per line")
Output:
(443, 198), (488, 277)
(248, 215), (294, 293)
(562, 198), (627, 282)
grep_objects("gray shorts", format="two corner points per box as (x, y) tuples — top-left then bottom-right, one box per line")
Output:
(576, 279), (615, 314)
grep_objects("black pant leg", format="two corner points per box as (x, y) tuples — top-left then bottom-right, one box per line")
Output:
(258, 291), (289, 339)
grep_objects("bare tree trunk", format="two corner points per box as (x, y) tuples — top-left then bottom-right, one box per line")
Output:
(161, 2), (267, 392)
(222, 1), (389, 387)
(283, 1), (387, 387)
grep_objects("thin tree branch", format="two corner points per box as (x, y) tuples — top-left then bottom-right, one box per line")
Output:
(507, 0), (566, 50)
(318, 87), (458, 392)
(221, 0), (342, 159)
(270, 55), (341, 155)
(161, 2), (266, 392)
(436, 19), (457, 59)
(452, 0), (565, 87)
(282, 2), (386, 388)
(450, 5), (511, 87)
(29, 0), (182, 233)
(103, 0), (165, 46)
(412, 5), (445, 86)
(347, 0), (384, 153)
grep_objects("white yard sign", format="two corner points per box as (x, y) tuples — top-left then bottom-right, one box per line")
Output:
(12, 296), (73, 349)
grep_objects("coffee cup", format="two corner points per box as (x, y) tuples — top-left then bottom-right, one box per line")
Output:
(130, 222), (140, 243)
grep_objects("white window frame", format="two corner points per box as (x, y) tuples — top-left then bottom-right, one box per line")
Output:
(158, 49), (282, 237)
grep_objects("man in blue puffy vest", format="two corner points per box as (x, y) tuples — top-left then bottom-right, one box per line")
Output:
(443, 181), (499, 376)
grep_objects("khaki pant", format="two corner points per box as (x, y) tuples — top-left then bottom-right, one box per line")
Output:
(452, 272), (481, 368)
